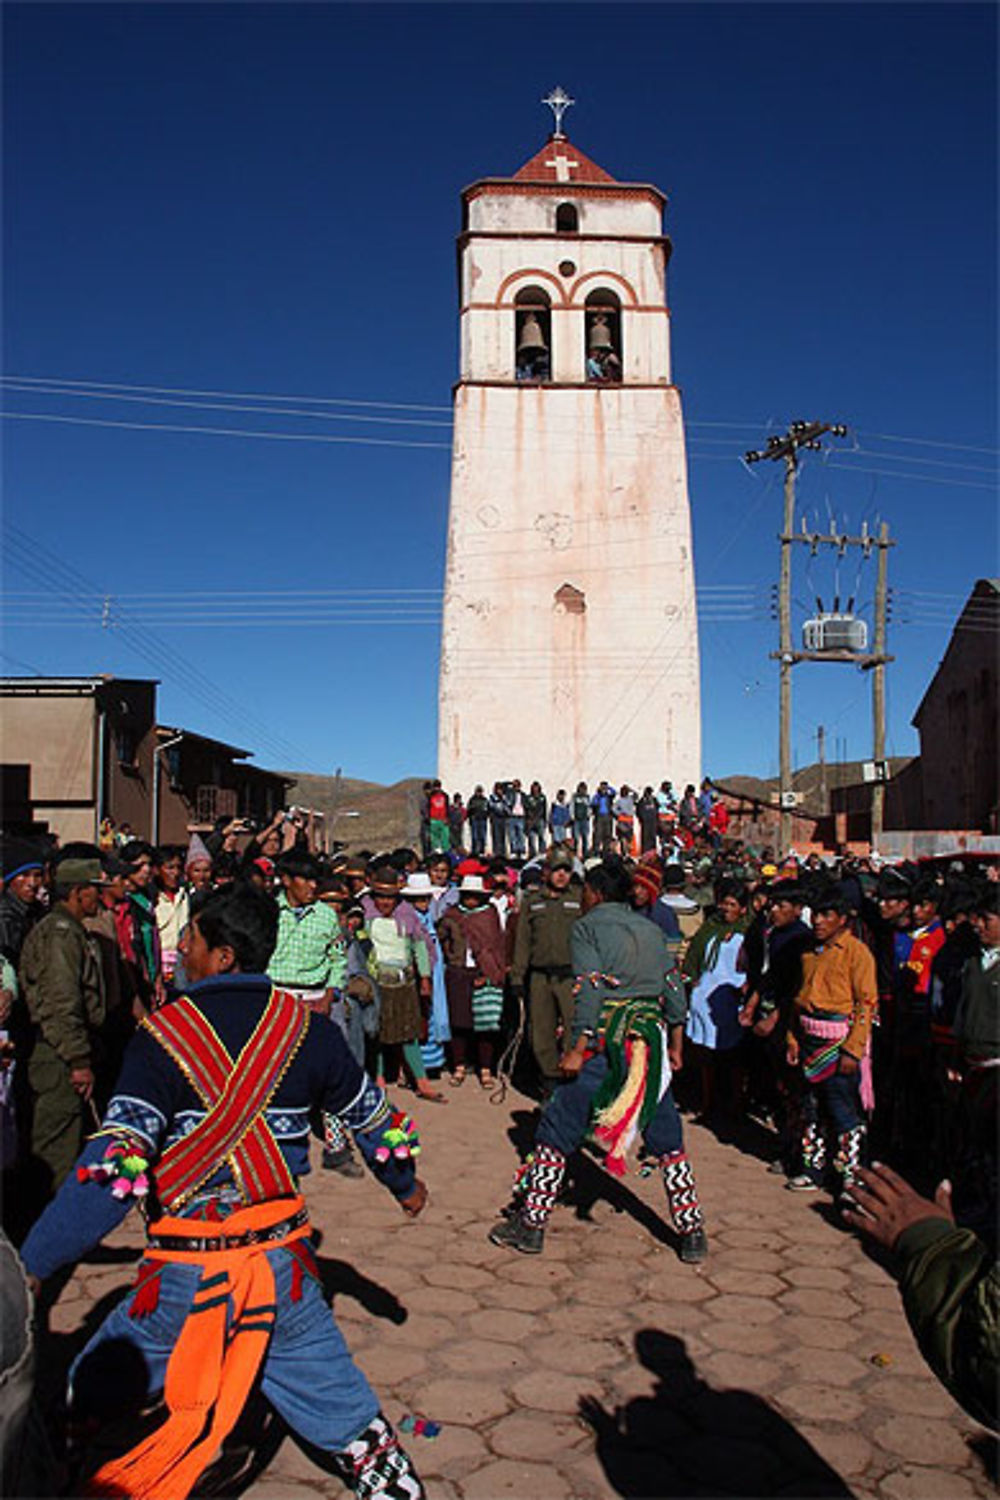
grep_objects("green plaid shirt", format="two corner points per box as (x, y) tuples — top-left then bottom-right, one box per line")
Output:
(268, 893), (347, 990)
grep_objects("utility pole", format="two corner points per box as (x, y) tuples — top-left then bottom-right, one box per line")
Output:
(817, 724), (827, 809)
(745, 421), (848, 850)
(871, 521), (890, 846)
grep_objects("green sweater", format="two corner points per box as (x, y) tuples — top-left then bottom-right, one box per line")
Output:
(896, 1217), (998, 1432)
(569, 902), (686, 1040)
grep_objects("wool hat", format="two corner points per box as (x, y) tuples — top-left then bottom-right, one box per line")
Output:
(459, 874), (487, 895)
(632, 864), (663, 902)
(0, 839), (44, 883)
(400, 871), (434, 898)
(185, 832), (212, 869)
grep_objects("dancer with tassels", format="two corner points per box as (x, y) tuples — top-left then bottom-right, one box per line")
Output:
(19, 883), (427, 1500)
(489, 856), (708, 1263)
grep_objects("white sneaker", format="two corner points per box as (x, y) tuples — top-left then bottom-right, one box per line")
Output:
(785, 1175), (819, 1192)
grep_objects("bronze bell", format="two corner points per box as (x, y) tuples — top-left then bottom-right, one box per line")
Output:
(588, 314), (613, 352)
(517, 313), (548, 356)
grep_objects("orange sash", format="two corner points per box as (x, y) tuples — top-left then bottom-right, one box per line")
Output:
(88, 1196), (310, 1500)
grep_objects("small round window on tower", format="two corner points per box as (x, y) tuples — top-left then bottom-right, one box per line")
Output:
(559, 260), (577, 278)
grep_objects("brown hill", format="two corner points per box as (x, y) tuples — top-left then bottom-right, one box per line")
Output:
(284, 772), (429, 854)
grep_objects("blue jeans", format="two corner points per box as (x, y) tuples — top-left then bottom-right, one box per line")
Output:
(537, 1053), (684, 1160)
(489, 817), (506, 857)
(573, 820), (589, 856)
(69, 1246), (378, 1452)
(508, 816), (526, 856)
(527, 825), (545, 858)
(470, 817), (487, 855)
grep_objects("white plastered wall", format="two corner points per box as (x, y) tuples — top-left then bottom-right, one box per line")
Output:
(439, 384), (701, 795)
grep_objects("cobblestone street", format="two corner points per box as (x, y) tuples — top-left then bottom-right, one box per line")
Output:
(47, 1084), (995, 1500)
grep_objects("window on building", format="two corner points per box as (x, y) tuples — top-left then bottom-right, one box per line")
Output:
(555, 202), (579, 233)
(585, 288), (622, 383)
(514, 286), (551, 383)
(115, 727), (137, 767)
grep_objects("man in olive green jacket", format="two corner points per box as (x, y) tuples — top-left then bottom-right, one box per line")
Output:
(18, 851), (106, 1208)
(510, 846), (583, 1090)
(845, 1161), (997, 1432)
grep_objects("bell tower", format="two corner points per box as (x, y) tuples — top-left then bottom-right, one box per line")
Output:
(438, 93), (701, 794)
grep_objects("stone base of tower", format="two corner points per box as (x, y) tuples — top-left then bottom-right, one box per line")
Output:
(437, 383), (701, 797)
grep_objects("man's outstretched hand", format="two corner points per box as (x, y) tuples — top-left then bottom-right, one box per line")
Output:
(400, 1179), (428, 1218)
(842, 1162), (954, 1251)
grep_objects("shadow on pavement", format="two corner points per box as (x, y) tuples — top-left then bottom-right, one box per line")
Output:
(314, 1252), (408, 1325)
(581, 1329), (853, 1498)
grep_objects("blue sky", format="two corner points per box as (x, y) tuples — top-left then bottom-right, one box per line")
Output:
(3, 3), (997, 785)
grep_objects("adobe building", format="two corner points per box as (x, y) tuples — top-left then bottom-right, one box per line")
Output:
(438, 95), (700, 793)
(0, 675), (294, 846)
(0, 676), (157, 842)
(908, 578), (998, 833)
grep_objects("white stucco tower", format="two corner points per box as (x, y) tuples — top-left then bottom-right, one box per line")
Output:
(438, 110), (701, 794)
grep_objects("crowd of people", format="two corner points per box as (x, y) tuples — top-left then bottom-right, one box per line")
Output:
(418, 775), (730, 859)
(1, 798), (997, 1494)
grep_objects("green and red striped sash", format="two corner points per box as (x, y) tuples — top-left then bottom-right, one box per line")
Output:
(146, 988), (307, 1211)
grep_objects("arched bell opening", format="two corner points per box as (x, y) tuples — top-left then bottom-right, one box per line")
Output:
(555, 202), (579, 233)
(514, 286), (552, 383)
(584, 288), (622, 384)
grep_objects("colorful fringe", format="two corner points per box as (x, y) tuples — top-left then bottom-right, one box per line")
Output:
(590, 997), (670, 1178)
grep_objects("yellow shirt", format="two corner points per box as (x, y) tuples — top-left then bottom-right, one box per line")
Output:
(793, 931), (877, 1059)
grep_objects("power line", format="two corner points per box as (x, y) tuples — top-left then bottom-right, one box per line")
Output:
(15, 385), (994, 471)
(2, 373), (453, 415)
(2, 524), (320, 770)
(1, 410), (454, 452)
(8, 407), (993, 491)
(857, 429), (999, 457)
(833, 446), (996, 476)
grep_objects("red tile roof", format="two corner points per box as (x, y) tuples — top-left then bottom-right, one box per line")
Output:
(512, 136), (616, 184)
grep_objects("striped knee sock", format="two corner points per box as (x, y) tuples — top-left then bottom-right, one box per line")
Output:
(661, 1149), (704, 1234)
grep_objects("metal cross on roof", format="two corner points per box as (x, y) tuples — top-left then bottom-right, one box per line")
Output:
(542, 86), (575, 139)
